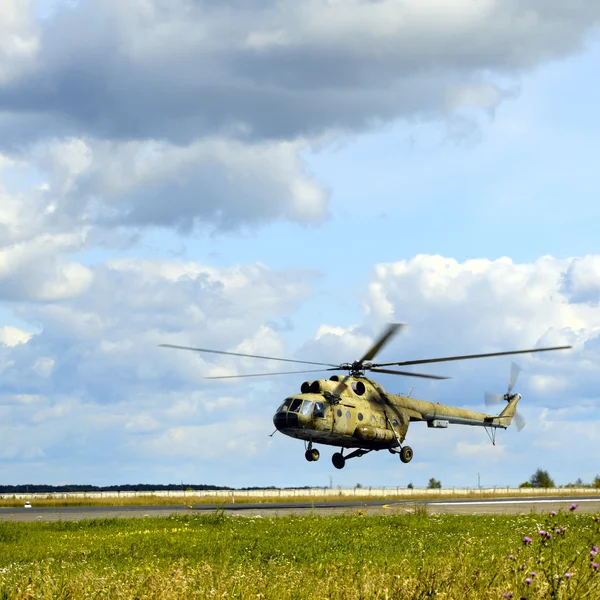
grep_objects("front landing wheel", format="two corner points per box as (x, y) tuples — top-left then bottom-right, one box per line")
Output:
(400, 446), (413, 464)
(310, 448), (320, 462)
(305, 449), (314, 462)
(332, 452), (346, 470)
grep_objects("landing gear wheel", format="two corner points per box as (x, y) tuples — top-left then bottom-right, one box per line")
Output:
(310, 448), (320, 462)
(332, 452), (346, 470)
(400, 446), (413, 464)
(305, 449), (314, 462)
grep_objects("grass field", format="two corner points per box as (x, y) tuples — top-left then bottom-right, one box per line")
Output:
(1, 507), (598, 599)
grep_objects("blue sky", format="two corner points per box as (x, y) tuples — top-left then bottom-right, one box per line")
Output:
(1, 1), (600, 489)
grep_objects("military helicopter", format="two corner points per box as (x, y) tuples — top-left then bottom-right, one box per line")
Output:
(160, 324), (571, 469)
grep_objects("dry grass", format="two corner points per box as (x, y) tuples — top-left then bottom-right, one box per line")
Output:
(2, 488), (599, 509)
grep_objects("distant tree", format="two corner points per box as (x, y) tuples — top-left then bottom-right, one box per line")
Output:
(407, 483), (414, 489)
(519, 481), (533, 489)
(427, 478), (442, 489)
(355, 483), (363, 489)
(528, 468), (555, 489)
(594, 475), (600, 489)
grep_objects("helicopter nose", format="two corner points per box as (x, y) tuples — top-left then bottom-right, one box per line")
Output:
(273, 410), (300, 430)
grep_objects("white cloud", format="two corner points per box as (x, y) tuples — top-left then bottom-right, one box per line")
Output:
(0, 325), (32, 346)
(1, 137), (328, 247)
(0, 0), (39, 84)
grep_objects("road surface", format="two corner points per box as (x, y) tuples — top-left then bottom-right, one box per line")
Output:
(1, 496), (599, 522)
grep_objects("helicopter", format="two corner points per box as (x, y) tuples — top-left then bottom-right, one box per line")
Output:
(160, 324), (571, 469)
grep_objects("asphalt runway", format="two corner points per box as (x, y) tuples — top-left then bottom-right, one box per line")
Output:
(1, 496), (599, 522)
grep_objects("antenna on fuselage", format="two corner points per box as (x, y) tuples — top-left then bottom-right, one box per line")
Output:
(407, 386), (414, 397)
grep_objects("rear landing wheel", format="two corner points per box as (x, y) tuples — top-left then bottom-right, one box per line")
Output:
(400, 446), (413, 464)
(332, 452), (346, 470)
(310, 448), (320, 462)
(305, 449), (314, 462)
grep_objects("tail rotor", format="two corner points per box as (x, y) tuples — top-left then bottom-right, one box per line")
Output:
(485, 361), (526, 431)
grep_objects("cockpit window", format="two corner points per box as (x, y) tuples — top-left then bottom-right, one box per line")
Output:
(289, 398), (303, 413)
(277, 398), (293, 413)
(314, 402), (325, 418)
(300, 400), (313, 416)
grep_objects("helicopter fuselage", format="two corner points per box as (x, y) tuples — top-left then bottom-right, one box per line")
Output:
(272, 375), (519, 451)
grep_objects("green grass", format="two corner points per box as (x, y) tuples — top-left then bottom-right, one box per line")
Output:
(1, 509), (598, 598)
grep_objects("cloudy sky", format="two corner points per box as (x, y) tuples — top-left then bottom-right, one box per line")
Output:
(1, 0), (599, 489)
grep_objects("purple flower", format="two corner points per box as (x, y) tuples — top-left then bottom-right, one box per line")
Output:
(523, 536), (532, 545)
(530, 572), (537, 578)
(550, 510), (557, 516)
(525, 578), (532, 585)
(503, 594), (514, 599)
(570, 503), (578, 511)
(592, 563), (598, 570)
(591, 550), (597, 558)
(545, 533), (552, 540)
(565, 573), (572, 579)
(539, 530), (546, 537)
(594, 546), (599, 553)
(509, 554), (514, 560)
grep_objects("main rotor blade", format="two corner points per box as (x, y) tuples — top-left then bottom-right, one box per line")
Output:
(159, 344), (339, 368)
(369, 367), (449, 380)
(508, 361), (522, 394)
(205, 368), (339, 380)
(359, 323), (406, 363)
(372, 345), (572, 368)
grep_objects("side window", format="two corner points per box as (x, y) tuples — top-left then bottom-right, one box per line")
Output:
(314, 402), (325, 418)
(300, 400), (313, 416)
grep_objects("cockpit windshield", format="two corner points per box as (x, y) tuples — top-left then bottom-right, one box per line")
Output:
(289, 398), (303, 413)
(277, 398), (326, 417)
(276, 398), (293, 413)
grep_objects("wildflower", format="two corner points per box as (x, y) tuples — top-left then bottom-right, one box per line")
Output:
(530, 572), (537, 578)
(570, 503), (577, 511)
(539, 530), (546, 537)
(503, 594), (514, 599)
(565, 573), (572, 579)
(593, 546), (599, 553)
(525, 578), (532, 585)
(591, 550), (597, 558)
(550, 510), (557, 516)
(523, 536), (532, 545)
(592, 563), (598, 571)
(509, 554), (514, 560)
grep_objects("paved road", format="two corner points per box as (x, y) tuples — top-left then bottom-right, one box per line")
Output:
(1, 496), (599, 522)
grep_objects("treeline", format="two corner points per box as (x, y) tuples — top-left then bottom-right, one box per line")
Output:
(519, 469), (600, 489)
(0, 484), (317, 494)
